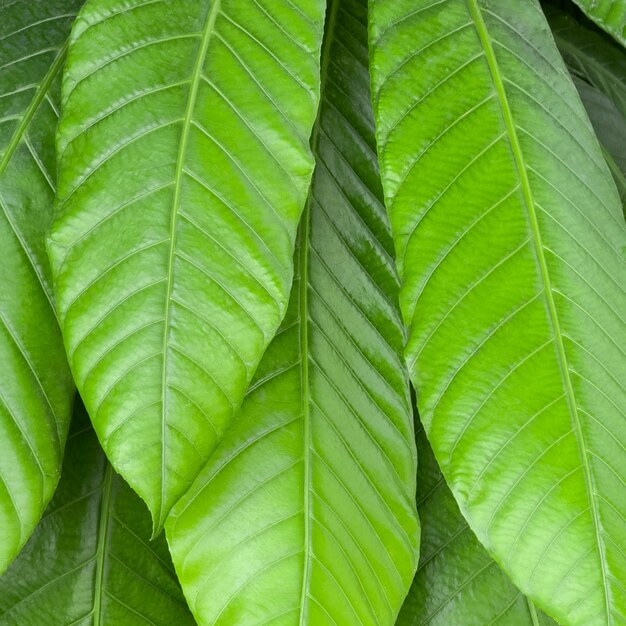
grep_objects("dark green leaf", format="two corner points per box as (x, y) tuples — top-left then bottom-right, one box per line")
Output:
(574, 76), (626, 212)
(0, 401), (195, 625)
(570, 0), (626, 48)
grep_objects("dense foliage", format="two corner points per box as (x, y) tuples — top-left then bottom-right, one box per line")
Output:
(0, 0), (624, 624)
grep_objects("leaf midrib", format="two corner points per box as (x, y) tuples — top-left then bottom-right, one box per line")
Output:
(465, 0), (610, 620)
(158, 0), (221, 531)
(298, 1), (339, 621)
(93, 462), (113, 626)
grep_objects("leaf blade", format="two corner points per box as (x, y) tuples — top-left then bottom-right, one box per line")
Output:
(0, 0), (79, 573)
(166, 1), (419, 623)
(370, 1), (626, 624)
(0, 402), (195, 626)
(49, 0), (326, 528)
(398, 422), (557, 626)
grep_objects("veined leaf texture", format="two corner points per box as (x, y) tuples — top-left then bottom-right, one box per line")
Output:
(48, 0), (325, 529)
(370, 1), (626, 625)
(166, 0), (419, 624)
(0, 402), (194, 625)
(398, 421), (557, 626)
(0, 0), (79, 572)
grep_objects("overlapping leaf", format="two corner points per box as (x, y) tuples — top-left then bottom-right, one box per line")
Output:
(398, 421), (556, 626)
(571, 0), (626, 47)
(49, 0), (325, 529)
(370, 1), (626, 624)
(0, 0), (79, 573)
(166, 1), (419, 623)
(574, 77), (626, 211)
(548, 7), (626, 212)
(0, 401), (194, 625)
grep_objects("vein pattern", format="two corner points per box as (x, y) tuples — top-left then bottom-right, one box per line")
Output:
(0, 0), (79, 573)
(0, 403), (194, 626)
(370, 1), (626, 624)
(397, 423), (557, 626)
(166, 1), (419, 623)
(49, 0), (326, 528)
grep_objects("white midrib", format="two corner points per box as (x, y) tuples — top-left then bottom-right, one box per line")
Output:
(466, 0), (611, 621)
(159, 0), (220, 531)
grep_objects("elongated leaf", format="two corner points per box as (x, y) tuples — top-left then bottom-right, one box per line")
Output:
(49, 0), (325, 529)
(548, 8), (626, 117)
(570, 0), (626, 47)
(0, 0), (79, 572)
(166, 1), (419, 623)
(370, 1), (626, 625)
(574, 77), (626, 211)
(398, 422), (556, 626)
(0, 401), (195, 625)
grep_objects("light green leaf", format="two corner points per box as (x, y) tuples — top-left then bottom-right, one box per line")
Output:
(48, 0), (325, 529)
(370, 1), (626, 625)
(570, 0), (626, 48)
(166, 1), (419, 623)
(0, 0), (79, 573)
(398, 421), (556, 626)
(0, 401), (195, 625)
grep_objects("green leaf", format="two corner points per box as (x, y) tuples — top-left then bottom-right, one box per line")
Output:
(574, 77), (626, 213)
(48, 0), (326, 529)
(370, 1), (626, 625)
(570, 0), (626, 48)
(0, 0), (79, 573)
(398, 422), (557, 626)
(166, 1), (419, 623)
(0, 401), (195, 625)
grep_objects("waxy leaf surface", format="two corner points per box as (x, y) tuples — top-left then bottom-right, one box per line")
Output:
(0, 0), (78, 572)
(167, 1), (419, 623)
(370, 1), (626, 624)
(49, 0), (325, 529)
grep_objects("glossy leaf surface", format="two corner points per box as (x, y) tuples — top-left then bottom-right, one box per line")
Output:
(0, 0), (78, 572)
(398, 422), (556, 626)
(167, 1), (419, 623)
(49, 0), (325, 529)
(571, 0), (626, 47)
(370, 1), (626, 624)
(0, 402), (194, 626)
